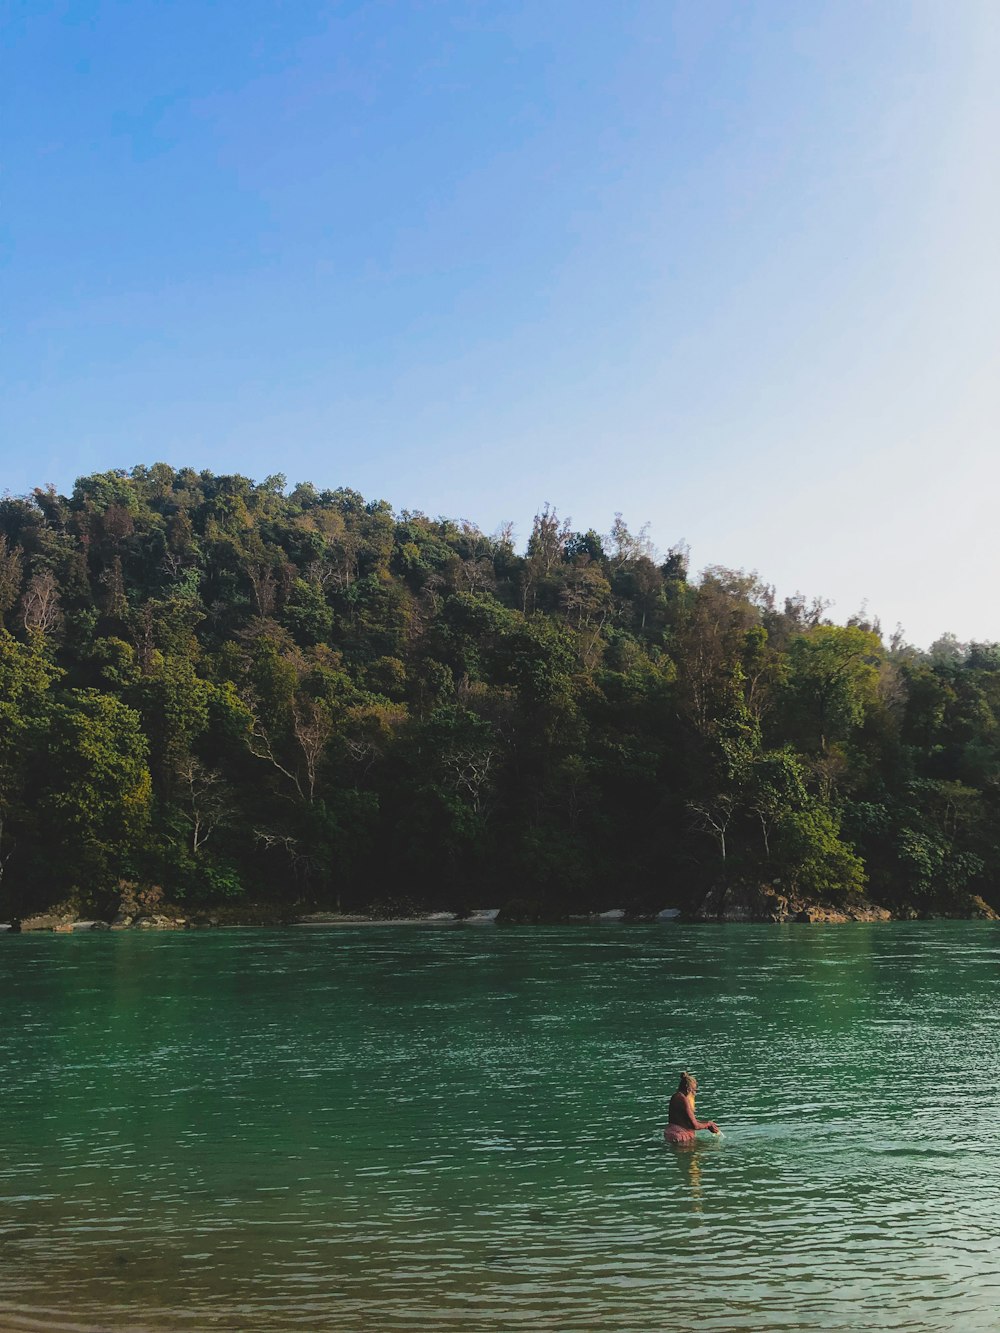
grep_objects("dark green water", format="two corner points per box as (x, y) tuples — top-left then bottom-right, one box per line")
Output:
(1, 923), (998, 1332)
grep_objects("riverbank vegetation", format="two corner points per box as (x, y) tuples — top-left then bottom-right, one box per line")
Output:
(1, 465), (998, 921)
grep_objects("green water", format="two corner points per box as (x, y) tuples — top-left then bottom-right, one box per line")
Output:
(1, 923), (998, 1332)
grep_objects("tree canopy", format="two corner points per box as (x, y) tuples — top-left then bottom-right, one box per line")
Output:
(0, 464), (997, 921)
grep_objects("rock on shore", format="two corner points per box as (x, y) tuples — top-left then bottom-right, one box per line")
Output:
(5, 885), (998, 933)
(686, 884), (892, 923)
(18, 906), (79, 932)
(685, 882), (999, 923)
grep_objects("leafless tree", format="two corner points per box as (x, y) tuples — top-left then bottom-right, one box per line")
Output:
(748, 798), (780, 860)
(521, 505), (571, 611)
(687, 796), (736, 863)
(443, 746), (496, 817)
(490, 521), (516, 576)
(459, 556), (496, 595)
(130, 603), (156, 674)
(253, 827), (323, 884)
(673, 576), (763, 739)
(331, 533), (362, 589)
(576, 625), (606, 672)
(560, 562), (611, 628)
(247, 560), (278, 617)
(292, 698), (333, 802)
(253, 828), (299, 856)
(162, 549), (186, 581)
(419, 571), (447, 619)
(527, 504), (570, 577)
(627, 556), (663, 630)
(100, 555), (128, 619)
(244, 693), (333, 804)
(342, 702), (406, 778)
(784, 592), (832, 631)
(22, 568), (62, 637)
(877, 658), (907, 712)
(177, 757), (231, 853)
(608, 513), (656, 570)
(807, 748), (848, 803)
(245, 704), (306, 801)
(100, 503), (135, 547)
(304, 555), (337, 591)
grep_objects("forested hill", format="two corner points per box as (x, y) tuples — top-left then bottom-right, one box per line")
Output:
(0, 464), (998, 922)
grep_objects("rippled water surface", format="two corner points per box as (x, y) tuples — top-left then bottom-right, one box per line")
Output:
(1, 923), (999, 1331)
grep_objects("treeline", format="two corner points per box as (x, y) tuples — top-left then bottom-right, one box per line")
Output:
(0, 464), (997, 920)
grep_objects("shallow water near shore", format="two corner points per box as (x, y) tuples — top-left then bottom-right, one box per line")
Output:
(1, 922), (999, 1331)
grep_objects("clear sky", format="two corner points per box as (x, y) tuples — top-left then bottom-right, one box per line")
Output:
(3, 0), (999, 647)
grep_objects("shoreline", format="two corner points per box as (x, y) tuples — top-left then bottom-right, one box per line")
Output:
(2, 909), (998, 934)
(5, 881), (997, 934)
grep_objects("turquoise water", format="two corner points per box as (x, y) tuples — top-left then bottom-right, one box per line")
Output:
(1, 923), (999, 1331)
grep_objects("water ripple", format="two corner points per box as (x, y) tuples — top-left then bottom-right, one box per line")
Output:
(0, 922), (998, 1330)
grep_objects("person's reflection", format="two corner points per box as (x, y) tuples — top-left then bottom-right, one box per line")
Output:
(671, 1140), (703, 1212)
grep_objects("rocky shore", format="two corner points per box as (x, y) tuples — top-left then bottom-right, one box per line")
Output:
(3, 886), (997, 932)
(683, 883), (998, 923)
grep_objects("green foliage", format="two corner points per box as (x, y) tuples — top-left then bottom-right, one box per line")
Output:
(0, 632), (59, 908)
(195, 860), (245, 901)
(35, 690), (152, 904)
(0, 465), (998, 918)
(773, 805), (866, 902)
(784, 625), (881, 752)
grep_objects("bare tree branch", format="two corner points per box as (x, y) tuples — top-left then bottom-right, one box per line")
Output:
(687, 796), (736, 863)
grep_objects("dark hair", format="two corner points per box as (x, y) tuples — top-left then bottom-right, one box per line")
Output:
(678, 1071), (696, 1095)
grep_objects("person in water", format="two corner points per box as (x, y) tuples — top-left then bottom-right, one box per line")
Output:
(663, 1071), (720, 1143)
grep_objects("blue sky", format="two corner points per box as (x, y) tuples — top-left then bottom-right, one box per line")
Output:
(3, 0), (999, 646)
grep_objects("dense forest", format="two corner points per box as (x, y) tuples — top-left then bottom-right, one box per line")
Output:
(1, 464), (998, 923)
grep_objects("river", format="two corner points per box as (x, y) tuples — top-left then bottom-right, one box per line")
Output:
(1, 922), (998, 1331)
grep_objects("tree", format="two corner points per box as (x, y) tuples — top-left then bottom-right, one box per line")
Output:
(22, 568), (62, 638)
(687, 795), (736, 864)
(0, 536), (23, 622)
(176, 757), (231, 854)
(747, 748), (807, 859)
(0, 632), (56, 903)
(522, 505), (571, 611)
(773, 805), (866, 901)
(785, 625), (881, 752)
(0, 461), (996, 921)
(608, 513), (655, 569)
(38, 690), (152, 899)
